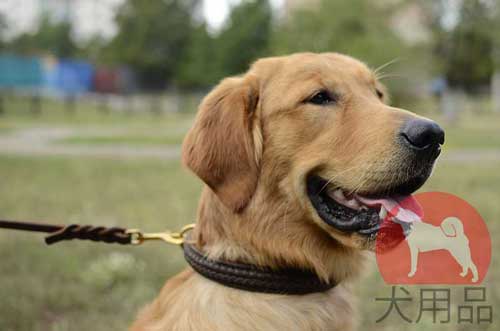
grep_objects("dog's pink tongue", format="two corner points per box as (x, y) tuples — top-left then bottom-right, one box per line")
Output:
(356, 195), (423, 223)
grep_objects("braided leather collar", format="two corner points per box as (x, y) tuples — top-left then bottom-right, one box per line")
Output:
(183, 242), (336, 295)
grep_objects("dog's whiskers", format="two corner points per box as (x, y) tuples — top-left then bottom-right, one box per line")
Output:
(321, 163), (366, 194)
(373, 58), (400, 76)
(376, 73), (407, 81)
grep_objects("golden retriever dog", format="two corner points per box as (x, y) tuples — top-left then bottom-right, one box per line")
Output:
(131, 52), (444, 331)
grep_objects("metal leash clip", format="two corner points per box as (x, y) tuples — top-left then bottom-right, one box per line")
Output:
(126, 224), (195, 246)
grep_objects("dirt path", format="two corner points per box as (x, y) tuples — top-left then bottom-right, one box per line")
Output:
(0, 127), (498, 163)
(0, 127), (180, 160)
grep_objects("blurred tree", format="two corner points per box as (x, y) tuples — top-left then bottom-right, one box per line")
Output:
(493, 3), (500, 69)
(214, 0), (272, 78)
(7, 15), (77, 57)
(272, 0), (409, 69)
(177, 0), (272, 89)
(431, 0), (496, 92)
(0, 13), (6, 50)
(176, 23), (217, 88)
(107, 0), (200, 90)
(78, 36), (108, 62)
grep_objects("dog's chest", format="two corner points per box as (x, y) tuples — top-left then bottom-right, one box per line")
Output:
(183, 275), (356, 331)
(132, 272), (356, 331)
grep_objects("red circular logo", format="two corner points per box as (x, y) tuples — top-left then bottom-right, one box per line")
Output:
(376, 192), (491, 284)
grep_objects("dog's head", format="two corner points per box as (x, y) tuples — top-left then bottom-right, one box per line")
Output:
(182, 53), (443, 280)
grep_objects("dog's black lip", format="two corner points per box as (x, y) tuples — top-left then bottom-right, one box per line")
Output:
(306, 175), (381, 235)
(358, 224), (380, 235)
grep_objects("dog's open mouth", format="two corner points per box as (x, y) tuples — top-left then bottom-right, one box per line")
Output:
(306, 175), (423, 242)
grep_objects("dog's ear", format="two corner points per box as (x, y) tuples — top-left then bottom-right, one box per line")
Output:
(182, 74), (261, 212)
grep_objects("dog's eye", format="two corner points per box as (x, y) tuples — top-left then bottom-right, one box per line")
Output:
(376, 89), (384, 99)
(308, 90), (336, 106)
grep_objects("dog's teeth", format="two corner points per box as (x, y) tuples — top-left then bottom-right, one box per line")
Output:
(379, 206), (387, 220)
(332, 189), (345, 201)
(327, 188), (363, 209)
(345, 199), (361, 210)
(327, 188), (346, 202)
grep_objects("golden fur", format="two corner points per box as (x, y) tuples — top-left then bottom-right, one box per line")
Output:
(131, 52), (429, 331)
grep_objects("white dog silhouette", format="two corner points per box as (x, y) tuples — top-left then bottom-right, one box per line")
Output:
(403, 216), (478, 282)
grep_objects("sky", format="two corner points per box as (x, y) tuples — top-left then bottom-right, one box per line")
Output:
(0, 0), (284, 42)
(204, 0), (283, 30)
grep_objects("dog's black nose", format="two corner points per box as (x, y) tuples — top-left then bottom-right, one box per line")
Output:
(400, 119), (445, 150)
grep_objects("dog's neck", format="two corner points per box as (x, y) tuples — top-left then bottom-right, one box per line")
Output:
(192, 187), (366, 284)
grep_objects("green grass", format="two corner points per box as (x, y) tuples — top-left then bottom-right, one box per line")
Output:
(440, 112), (500, 150)
(59, 134), (184, 146)
(0, 94), (196, 131)
(0, 120), (15, 133)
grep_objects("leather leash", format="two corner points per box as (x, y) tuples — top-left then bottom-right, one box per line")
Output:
(0, 219), (194, 245)
(0, 219), (335, 295)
